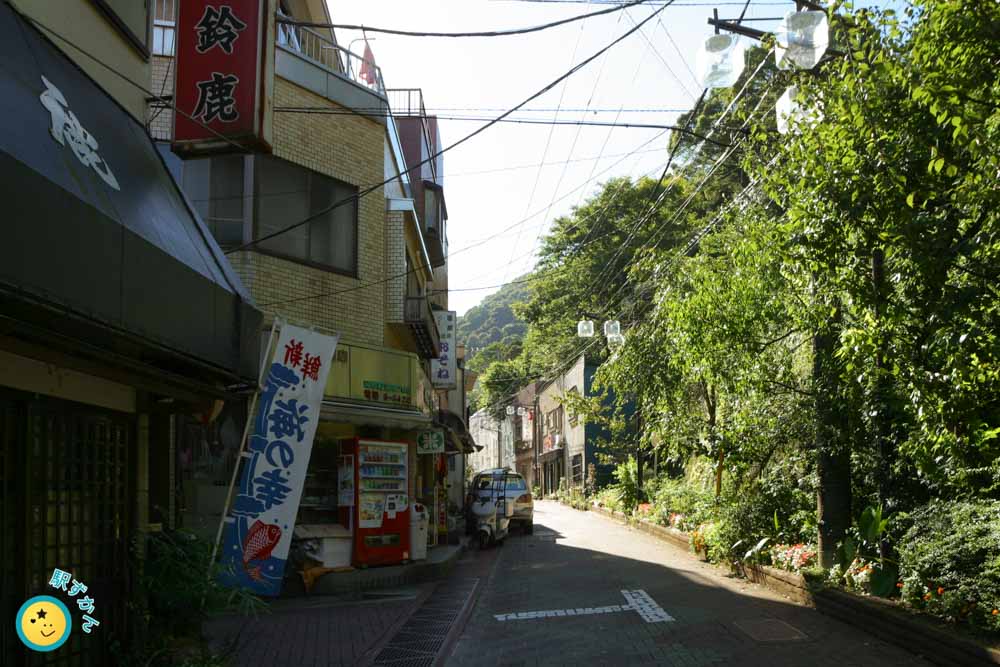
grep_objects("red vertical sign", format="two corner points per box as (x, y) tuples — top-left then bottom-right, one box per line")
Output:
(173, 1), (273, 155)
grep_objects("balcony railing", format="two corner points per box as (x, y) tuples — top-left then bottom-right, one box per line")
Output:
(386, 88), (427, 117)
(276, 19), (386, 96)
(404, 296), (441, 359)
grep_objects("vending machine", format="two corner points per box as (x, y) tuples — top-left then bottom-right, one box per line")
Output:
(348, 439), (410, 566)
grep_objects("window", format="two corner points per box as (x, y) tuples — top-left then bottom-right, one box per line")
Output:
(505, 475), (527, 491)
(405, 251), (422, 297)
(182, 155), (246, 247)
(572, 454), (583, 484)
(91, 0), (150, 56)
(567, 386), (580, 426)
(152, 0), (176, 56)
(255, 156), (358, 275)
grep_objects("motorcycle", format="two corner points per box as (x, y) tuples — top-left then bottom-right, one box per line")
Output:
(470, 471), (513, 549)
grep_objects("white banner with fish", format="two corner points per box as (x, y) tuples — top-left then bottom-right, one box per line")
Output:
(218, 324), (338, 596)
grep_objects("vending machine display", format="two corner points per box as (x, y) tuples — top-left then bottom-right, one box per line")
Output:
(351, 439), (410, 566)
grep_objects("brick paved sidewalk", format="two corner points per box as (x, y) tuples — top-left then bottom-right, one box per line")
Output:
(203, 586), (430, 667)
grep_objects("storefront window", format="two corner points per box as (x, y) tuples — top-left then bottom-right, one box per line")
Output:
(175, 402), (246, 540)
(298, 438), (343, 525)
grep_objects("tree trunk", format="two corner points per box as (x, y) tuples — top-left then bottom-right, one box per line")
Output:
(871, 247), (893, 559)
(634, 401), (644, 500)
(814, 301), (852, 569)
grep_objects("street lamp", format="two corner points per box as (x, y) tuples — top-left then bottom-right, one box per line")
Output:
(577, 320), (595, 338)
(517, 406), (527, 417)
(775, 10), (829, 70)
(506, 405), (515, 416)
(697, 33), (746, 89)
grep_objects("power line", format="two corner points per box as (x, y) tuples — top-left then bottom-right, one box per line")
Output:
(280, 0), (654, 37)
(228, 0), (675, 256)
(502, 0), (592, 290)
(255, 130), (669, 309)
(272, 108), (737, 147)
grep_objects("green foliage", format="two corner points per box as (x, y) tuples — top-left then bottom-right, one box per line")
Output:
(898, 500), (1000, 633)
(611, 457), (641, 514)
(116, 529), (266, 666)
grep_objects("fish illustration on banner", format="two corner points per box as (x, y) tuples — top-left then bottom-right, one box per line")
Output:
(219, 325), (338, 596)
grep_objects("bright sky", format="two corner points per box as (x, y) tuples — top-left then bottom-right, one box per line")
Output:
(328, 0), (896, 316)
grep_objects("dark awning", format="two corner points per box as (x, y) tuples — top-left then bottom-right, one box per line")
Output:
(435, 409), (477, 454)
(0, 4), (261, 384)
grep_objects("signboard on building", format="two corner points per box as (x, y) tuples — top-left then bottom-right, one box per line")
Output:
(173, 0), (275, 155)
(417, 430), (445, 455)
(431, 311), (457, 389)
(219, 324), (338, 596)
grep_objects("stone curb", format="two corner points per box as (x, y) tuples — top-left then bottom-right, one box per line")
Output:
(308, 542), (467, 597)
(579, 502), (1000, 666)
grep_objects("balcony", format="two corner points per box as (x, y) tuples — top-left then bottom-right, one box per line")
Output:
(274, 19), (387, 116)
(404, 296), (441, 359)
(387, 88), (448, 267)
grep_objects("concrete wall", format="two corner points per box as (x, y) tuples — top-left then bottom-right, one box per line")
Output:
(19, 0), (151, 121)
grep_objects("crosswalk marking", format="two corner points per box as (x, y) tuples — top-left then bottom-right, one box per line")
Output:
(494, 589), (673, 624)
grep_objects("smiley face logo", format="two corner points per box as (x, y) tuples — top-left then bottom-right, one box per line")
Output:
(15, 595), (71, 652)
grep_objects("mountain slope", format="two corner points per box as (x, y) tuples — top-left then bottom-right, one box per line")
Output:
(457, 277), (529, 355)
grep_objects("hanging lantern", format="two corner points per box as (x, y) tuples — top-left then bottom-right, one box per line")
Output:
(577, 320), (595, 337)
(607, 332), (625, 352)
(603, 320), (621, 337)
(517, 407), (526, 417)
(775, 10), (829, 71)
(775, 85), (821, 135)
(697, 33), (746, 89)
(506, 405), (515, 416)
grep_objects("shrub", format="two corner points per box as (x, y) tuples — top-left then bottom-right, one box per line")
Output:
(593, 487), (622, 513)
(897, 500), (1000, 633)
(611, 457), (641, 514)
(771, 543), (818, 573)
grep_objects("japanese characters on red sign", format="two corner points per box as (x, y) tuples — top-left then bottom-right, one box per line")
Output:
(173, 1), (273, 154)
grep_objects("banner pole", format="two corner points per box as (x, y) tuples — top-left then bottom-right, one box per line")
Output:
(208, 319), (280, 577)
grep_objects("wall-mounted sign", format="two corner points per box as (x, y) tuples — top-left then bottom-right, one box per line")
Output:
(417, 430), (445, 455)
(431, 311), (457, 389)
(173, 0), (275, 155)
(219, 324), (339, 596)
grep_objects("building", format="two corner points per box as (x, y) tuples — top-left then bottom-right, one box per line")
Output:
(0, 1), (261, 664)
(149, 0), (474, 578)
(536, 356), (617, 496)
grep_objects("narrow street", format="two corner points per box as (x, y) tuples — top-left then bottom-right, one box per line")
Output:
(446, 501), (931, 667)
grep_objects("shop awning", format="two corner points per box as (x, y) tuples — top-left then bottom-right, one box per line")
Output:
(435, 409), (478, 454)
(321, 399), (433, 430)
(538, 447), (564, 463)
(0, 3), (261, 384)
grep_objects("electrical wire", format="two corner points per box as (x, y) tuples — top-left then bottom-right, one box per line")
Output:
(514, 0), (616, 285)
(622, 10), (699, 101)
(278, 0), (653, 37)
(272, 108), (735, 147)
(228, 0), (675, 256)
(501, 0), (593, 288)
(21, 12), (258, 156)
(254, 129), (669, 309)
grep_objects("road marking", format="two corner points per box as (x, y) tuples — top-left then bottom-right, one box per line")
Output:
(494, 589), (673, 624)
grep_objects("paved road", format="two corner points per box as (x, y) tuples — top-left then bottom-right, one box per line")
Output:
(446, 500), (931, 667)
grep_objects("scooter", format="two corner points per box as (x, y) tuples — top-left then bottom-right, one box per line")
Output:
(471, 471), (513, 549)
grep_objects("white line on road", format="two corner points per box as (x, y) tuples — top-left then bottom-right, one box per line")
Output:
(494, 589), (673, 624)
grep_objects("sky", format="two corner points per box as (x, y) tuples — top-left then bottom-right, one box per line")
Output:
(327, 0), (897, 316)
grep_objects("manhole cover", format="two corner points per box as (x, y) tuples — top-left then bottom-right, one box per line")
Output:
(733, 618), (807, 642)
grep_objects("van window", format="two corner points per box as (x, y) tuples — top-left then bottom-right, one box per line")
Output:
(506, 476), (527, 491)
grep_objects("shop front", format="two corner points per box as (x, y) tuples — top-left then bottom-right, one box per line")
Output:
(0, 4), (262, 664)
(287, 342), (438, 586)
(539, 434), (565, 496)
